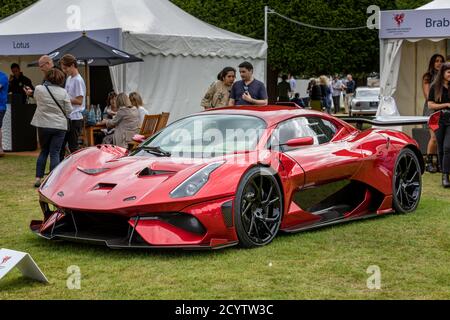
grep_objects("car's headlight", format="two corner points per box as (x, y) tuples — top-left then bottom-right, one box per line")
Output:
(170, 161), (224, 198)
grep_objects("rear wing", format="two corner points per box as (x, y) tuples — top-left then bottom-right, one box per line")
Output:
(274, 102), (303, 108)
(337, 116), (429, 130)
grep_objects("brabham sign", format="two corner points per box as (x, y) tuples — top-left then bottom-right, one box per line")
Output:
(380, 8), (450, 39)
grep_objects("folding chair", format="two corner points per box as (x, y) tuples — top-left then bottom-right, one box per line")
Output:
(155, 112), (170, 132)
(128, 114), (161, 151)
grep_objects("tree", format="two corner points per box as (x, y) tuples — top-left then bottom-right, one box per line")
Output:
(0, 0), (432, 78)
(0, 0), (36, 20)
(170, 0), (400, 78)
(396, 0), (429, 9)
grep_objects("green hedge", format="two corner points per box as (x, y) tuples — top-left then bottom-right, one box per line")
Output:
(0, 0), (36, 20)
(171, 0), (428, 77)
(1, 0), (429, 77)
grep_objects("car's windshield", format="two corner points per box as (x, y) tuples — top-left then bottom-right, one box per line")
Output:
(132, 114), (267, 158)
(356, 88), (380, 98)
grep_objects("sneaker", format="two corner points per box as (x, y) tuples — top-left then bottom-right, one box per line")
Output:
(425, 162), (438, 174)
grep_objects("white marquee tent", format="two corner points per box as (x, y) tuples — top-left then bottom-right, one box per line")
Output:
(379, 0), (449, 117)
(0, 0), (267, 121)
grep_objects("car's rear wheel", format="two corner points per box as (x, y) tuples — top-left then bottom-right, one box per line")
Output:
(393, 148), (422, 214)
(234, 167), (283, 248)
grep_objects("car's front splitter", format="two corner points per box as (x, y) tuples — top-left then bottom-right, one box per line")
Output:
(30, 196), (239, 250)
(30, 225), (238, 250)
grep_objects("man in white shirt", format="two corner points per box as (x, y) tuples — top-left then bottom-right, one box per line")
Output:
(332, 75), (343, 114)
(60, 54), (86, 158)
(289, 74), (297, 99)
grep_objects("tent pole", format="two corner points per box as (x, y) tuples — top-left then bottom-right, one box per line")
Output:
(414, 42), (418, 116)
(85, 60), (91, 108)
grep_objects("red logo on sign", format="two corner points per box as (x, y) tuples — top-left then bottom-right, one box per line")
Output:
(393, 13), (405, 27)
(1, 256), (11, 265)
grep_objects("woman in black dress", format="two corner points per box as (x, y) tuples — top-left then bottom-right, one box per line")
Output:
(428, 62), (450, 188)
(422, 54), (444, 173)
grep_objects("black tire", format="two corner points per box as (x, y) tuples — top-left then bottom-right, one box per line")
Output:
(234, 167), (283, 248)
(392, 148), (422, 214)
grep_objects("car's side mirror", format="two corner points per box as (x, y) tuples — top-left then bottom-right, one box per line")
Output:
(285, 137), (314, 147)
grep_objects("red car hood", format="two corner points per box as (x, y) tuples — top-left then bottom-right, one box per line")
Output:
(39, 147), (256, 213)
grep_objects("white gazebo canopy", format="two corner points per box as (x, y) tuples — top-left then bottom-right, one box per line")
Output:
(0, 0), (267, 121)
(379, 0), (449, 117)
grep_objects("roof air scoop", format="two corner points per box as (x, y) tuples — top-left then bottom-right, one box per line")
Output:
(138, 167), (174, 177)
(78, 167), (111, 175)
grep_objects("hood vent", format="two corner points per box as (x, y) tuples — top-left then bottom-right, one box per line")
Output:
(92, 183), (117, 191)
(138, 167), (174, 177)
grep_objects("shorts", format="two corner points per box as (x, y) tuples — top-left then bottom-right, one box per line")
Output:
(0, 110), (6, 129)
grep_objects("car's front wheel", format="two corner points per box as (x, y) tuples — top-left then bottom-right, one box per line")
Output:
(393, 148), (422, 214)
(234, 167), (283, 248)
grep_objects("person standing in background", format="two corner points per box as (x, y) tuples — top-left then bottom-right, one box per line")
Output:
(342, 74), (356, 114)
(38, 55), (55, 76)
(31, 69), (72, 188)
(289, 73), (297, 99)
(201, 67), (236, 109)
(332, 75), (343, 114)
(0, 70), (9, 157)
(427, 62), (450, 188)
(277, 75), (291, 102)
(9, 63), (33, 103)
(59, 54), (86, 160)
(24, 55), (59, 97)
(309, 79), (323, 111)
(423, 54), (445, 173)
(319, 75), (332, 114)
(229, 62), (268, 106)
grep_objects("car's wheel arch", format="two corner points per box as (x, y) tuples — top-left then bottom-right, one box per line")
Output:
(244, 163), (285, 201)
(402, 144), (425, 174)
(234, 164), (286, 220)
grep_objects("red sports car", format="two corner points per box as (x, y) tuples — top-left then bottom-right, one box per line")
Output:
(30, 106), (427, 249)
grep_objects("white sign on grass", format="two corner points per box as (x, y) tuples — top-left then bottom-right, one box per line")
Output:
(0, 248), (48, 283)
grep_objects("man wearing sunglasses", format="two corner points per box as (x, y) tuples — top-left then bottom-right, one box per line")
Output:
(25, 55), (61, 97)
(229, 61), (268, 106)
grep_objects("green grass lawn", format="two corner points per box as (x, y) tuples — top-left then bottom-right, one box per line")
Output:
(1, 155), (450, 300)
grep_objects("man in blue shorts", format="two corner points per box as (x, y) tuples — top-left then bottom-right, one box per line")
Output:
(229, 62), (268, 106)
(0, 70), (9, 157)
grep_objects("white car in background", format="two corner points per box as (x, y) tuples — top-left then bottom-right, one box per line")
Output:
(350, 87), (380, 116)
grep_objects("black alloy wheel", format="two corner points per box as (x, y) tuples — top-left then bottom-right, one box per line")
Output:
(234, 167), (283, 248)
(393, 148), (422, 214)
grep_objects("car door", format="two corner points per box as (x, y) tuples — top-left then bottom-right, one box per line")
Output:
(272, 115), (364, 220)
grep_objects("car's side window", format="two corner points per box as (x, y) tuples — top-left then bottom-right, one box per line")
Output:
(307, 118), (337, 144)
(270, 116), (337, 150)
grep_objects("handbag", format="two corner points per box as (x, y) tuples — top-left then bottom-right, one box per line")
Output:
(428, 111), (441, 132)
(45, 85), (71, 131)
